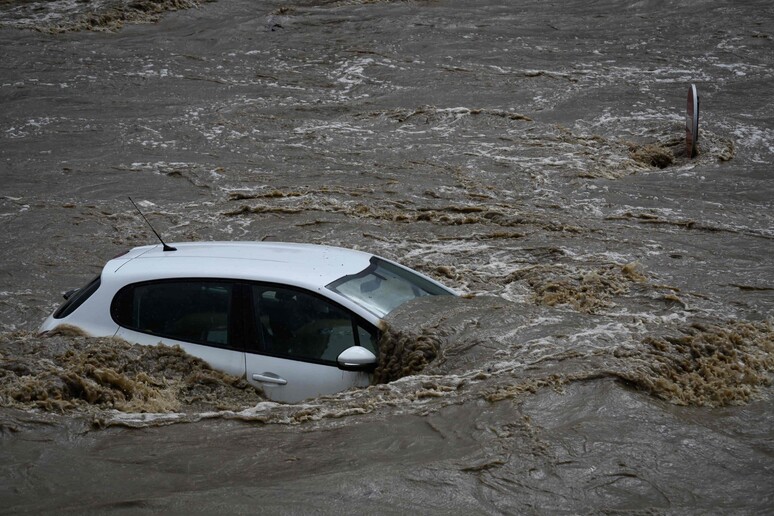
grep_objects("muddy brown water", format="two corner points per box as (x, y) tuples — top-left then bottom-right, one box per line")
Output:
(1, 0), (773, 513)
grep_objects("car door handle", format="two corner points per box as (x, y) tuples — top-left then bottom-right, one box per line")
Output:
(252, 372), (287, 385)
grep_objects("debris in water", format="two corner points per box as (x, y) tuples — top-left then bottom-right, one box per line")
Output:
(373, 326), (442, 384)
(0, 331), (264, 414)
(506, 263), (646, 313)
(619, 321), (774, 407)
(628, 142), (675, 168)
(3, 0), (202, 33)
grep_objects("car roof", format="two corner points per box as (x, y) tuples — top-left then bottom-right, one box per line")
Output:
(108, 242), (375, 291)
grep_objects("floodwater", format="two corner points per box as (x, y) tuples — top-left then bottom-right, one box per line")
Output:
(1, 0), (773, 513)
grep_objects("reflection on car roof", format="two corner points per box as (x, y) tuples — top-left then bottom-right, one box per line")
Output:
(109, 242), (375, 290)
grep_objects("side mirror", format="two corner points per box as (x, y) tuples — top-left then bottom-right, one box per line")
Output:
(337, 346), (377, 372)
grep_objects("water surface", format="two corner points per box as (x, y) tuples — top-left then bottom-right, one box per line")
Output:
(1, 0), (772, 513)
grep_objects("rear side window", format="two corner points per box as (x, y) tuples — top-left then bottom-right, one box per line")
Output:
(54, 275), (101, 319)
(111, 280), (233, 347)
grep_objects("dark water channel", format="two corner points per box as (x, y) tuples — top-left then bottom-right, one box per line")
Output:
(1, 0), (773, 513)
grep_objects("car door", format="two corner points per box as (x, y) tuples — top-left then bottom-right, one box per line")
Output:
(111, 279), (247, 379)
(245, 284), (377, 403)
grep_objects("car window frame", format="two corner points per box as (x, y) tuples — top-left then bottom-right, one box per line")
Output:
(244, 281), (380, 367)
(110, 278), (248, 352)
(109, 278), (380, 364)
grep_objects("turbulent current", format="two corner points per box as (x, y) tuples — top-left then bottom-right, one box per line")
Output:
(1, 0), (773, 513)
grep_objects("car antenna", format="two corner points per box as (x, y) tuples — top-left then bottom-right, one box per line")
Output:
(128, 196), (177, 252)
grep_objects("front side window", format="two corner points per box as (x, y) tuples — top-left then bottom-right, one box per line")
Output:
(327, 257), (453, 318)
(112, 280), (233, 346)
(252, 285), (376, 363)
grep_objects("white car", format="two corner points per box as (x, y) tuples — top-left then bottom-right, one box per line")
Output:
(40, 242), (455, 403)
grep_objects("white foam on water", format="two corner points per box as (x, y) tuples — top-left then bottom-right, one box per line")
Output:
(293, 121), (374, 135)
(731, 124), (774, 154)
(499, 281), (532, 303)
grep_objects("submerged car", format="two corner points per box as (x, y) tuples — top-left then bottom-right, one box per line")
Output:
(40, 242), (455, 403)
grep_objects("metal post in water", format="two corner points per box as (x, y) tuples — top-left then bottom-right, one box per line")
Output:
(686, 84), (700, 158)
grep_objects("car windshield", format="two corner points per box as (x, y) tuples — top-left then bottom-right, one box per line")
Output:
(326, 257), (453, 318)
